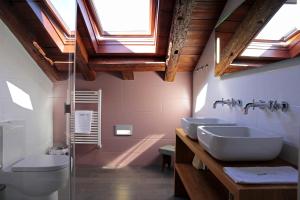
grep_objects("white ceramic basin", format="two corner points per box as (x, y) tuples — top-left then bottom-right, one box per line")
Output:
(181, 117), (235, 140)
(197, 126), (283, 161)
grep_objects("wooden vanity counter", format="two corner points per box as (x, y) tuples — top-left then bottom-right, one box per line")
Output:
(174, 128), (297, 200)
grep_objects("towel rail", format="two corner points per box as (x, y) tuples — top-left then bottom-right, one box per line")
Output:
(70, 90), (102, 147)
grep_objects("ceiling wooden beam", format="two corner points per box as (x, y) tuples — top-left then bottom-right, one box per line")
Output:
(121, 72), (134, 80)
(89, 58), (166, 72)
(0, 0), (62, 81)
(164, 0), (195, 82)
(55, 58), (166, 72)
(76, 32), (96, 81)
(215, 0), (286, 76)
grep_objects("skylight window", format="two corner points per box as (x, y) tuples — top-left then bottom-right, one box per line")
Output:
(46, 0), (76, 32)
(90, 0), (152, 35)
(255, 2), (300, 41)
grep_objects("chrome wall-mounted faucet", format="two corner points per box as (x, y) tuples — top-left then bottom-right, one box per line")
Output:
(243, 100), (289, 114)
(213, 98), (225, 109)
(213, 98), (242, 109)
(243, 100), (270, 114)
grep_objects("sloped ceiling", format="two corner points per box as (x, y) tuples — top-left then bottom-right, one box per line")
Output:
(0, 0), (227, 81)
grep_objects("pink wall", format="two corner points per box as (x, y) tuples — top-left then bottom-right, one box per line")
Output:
(53, 72), (192, 166)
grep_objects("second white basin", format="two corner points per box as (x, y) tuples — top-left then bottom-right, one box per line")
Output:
(197, 126), (283, 161)
(181, 117), (235, 140)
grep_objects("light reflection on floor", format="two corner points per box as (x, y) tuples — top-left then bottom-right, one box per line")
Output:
(103, 134), (165, 169)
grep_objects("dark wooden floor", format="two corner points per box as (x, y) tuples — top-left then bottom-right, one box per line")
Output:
(75, 166), (187, 200)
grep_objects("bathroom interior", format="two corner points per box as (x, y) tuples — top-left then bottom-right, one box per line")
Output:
(0, 0), (299, 199)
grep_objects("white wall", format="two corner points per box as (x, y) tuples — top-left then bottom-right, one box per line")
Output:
(0, 19), (53, 156)
(193, 33), (300, 165)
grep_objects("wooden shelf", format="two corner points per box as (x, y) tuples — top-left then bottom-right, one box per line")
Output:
(174, 128), (297, 200)
(175, 163), (227, 200)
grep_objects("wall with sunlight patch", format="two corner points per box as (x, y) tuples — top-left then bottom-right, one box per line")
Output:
(193, 1), (300, 166)
(0, 19), (53, 156)
(54, 72), (192, 166)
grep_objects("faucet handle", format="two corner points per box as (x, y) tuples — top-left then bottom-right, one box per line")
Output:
(269, 100), (289, 112)
(268, 100), (275, 112)
(271, 100), (280, 112)
(236, 99), (242, 107)
(225, 98), (232, 105)
(231, 98), (242, 107)
(281, 101), (289, 112)
(231, 98), (236, 106)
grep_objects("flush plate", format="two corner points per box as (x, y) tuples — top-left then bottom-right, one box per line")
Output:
(115, 124), (133, 136)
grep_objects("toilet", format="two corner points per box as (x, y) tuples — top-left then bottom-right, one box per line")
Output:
(0, 121), (69, 200)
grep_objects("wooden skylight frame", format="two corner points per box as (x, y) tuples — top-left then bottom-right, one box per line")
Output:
(214, 0), (300, 76)
(44, 0), (76, 37)
(240, 1), (300, 60)
(78, 0), (159, 54)
(27, 1), (75, 53)
(241, 30), (300, 59)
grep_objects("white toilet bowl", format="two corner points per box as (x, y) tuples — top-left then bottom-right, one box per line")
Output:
(0, 155), (69, 199)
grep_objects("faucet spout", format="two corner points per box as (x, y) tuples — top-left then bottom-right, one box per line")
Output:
(213, 98), (242, 109)
(243, 102), (254, 114)
(243, 100), (270, 114)
(213, 100), (224, 109)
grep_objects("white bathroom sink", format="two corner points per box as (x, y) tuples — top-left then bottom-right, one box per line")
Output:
(181, 117), (235, 140)
(197, 126), (283, 161)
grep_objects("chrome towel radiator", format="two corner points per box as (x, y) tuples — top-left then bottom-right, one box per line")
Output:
(70, 90), (102, 147)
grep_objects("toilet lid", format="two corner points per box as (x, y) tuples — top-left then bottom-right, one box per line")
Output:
(12, 155), (69, 172)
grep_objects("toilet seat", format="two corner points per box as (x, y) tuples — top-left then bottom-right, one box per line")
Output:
(12, 155), (69, 172)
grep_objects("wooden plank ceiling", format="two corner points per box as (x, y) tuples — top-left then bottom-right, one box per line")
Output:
(0, 0), (226, 81)
(177, 0), (227, 71)
(165, 0), (226, 81)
